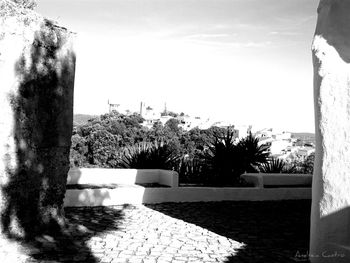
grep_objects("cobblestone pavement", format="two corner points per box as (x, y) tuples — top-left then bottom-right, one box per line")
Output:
(20, 200), (310, 263)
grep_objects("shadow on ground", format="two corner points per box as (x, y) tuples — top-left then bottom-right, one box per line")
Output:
(146, 200), (311, 263)
(18, 207), (129, 263)
(23, 205), (129, 262)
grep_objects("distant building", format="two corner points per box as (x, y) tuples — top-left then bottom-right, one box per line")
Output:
(139, 102), (146, 116)
(255, 127), (314, 159)
(108, 100), (134, 115)
(108, 100), (120, 113)
(270, 140), (293, 155)
(296, 147), (315, 158)
(235, 125), (252, 139)
(159, 115), (172, 125)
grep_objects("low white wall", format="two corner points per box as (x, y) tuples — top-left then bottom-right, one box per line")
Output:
(64, 186), (311, 207)
(158, 169), (179, 188)
(241, 173), (312, 188)
(67, 168), (179, 187)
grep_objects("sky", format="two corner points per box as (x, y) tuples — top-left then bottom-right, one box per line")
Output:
(37, 0), (319, 132)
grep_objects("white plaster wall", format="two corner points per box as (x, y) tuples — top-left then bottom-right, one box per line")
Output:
(262, 174), (312, 186)
(64, 187), (146, 206)
(64, 187), (311, 207)
(241, 173), (312, 188)
(0, 7), (41, 187)
(158, 170), (179, 188)
(67, 168), (179, 187)
(311, 0), (350, 262)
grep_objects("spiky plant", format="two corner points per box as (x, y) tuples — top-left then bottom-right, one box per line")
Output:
(119, 141), (179, 170)
(236, 132), (270, 173)
(259, 157), (297, 173)
(204, 129), (239, 185)
(259, 157), (283, 173)
(177, 156), (208, 185)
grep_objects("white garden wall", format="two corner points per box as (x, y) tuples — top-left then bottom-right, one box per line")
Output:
(64, 169), (311, 206)
(64, 186), (311, 207)
(67, 168), (179, 187)
(241, 173), (312, 188)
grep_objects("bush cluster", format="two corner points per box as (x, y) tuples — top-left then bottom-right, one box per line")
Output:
(70, 111), (313, 186)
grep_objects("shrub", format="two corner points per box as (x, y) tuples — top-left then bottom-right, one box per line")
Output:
(301, 153), (315, 174)
(119, 141), (179, 170)
(70, 134), (88, 167)
(177, 156), (209, 185)
(259, 157), (297, 173)
(288, 153), (315, 174)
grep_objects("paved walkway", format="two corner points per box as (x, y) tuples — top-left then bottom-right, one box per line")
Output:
(21, 200), (310, 263)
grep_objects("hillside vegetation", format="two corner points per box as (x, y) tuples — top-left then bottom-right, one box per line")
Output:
(70, 112), (314, 186)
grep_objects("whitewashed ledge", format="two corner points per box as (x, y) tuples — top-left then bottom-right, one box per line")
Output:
(240, 173), (313, 188)
(64, 168), (311, 207)
(67, 168), (179, 187)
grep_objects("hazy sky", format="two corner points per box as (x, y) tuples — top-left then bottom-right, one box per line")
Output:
(37, 0), (319, 132)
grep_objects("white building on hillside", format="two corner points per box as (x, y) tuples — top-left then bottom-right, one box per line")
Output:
(235, 125), (252, 139)
(108, 100), (132, 115)
(270, 140), (293, 156)
(296, 147), (315, 158)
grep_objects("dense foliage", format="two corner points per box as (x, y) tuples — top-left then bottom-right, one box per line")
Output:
(70, 111), (313, 186)
(11, 0), (36, 9)
(259, 155), (315, 174)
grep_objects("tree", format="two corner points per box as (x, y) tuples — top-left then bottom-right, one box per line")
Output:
(87, 130), (119, 167)
(165, 118), (180, 134)
(70, 134), (88, 167)
(11, 0), (37, 9)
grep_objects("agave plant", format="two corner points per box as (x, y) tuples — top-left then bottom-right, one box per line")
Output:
(259, 157), (297, 173)
(236, 132), (270, 173)
(177, 156), (208, 185)
(204, 129), (239, 185)
(119, 142), (152, 168)
(119, 141), (179, 170)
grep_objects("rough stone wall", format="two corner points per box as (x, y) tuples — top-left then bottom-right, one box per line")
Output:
(0, 0), (75, 245)
(311, 0), (350, 262)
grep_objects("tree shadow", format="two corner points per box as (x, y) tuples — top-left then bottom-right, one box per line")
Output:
(146, 200), (311, 262)
(1, 19), (126, 262)
(25, 205), (129, 263)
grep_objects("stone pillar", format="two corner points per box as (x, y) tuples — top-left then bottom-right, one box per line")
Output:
(310, 0), (350, 262)
(0, 0), (75, 252)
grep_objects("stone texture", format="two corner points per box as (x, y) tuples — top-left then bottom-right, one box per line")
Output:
(0, 0), (75, 252)
(11, 201), (311, 262)
(310, 0), (350, 262)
